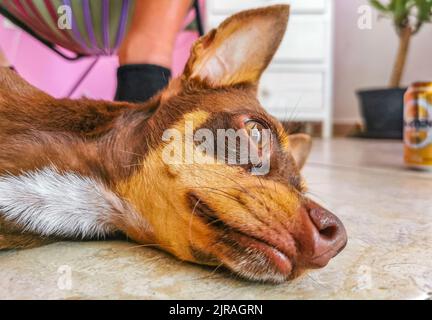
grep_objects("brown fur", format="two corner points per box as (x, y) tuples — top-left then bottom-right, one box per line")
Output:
(0, 216), (54, 249)
(0, 5), (345, 283)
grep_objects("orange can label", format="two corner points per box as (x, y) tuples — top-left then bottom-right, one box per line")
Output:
(404, 82), (432, 168)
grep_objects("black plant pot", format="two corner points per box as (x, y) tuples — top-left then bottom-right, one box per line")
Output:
(356, 88), (406, 140)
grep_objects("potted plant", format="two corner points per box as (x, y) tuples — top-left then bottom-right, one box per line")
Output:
(357, 0), (432, 139)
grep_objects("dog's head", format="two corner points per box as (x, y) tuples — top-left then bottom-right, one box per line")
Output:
(117, 5), (347, 283)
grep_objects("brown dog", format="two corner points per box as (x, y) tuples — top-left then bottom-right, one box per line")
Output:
(0, 5), (346, 283)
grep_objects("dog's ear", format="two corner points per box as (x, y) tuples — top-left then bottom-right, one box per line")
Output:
(288, 134), (312, 170)
(183, 5), (289, 87)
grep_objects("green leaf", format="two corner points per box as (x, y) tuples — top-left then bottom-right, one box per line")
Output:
(370, 0), (432, 32)
(415, 0), (432, 22)
(369, 0), (389, 11)
(369, 0), (432, 32)
(388, 0), (397, 11)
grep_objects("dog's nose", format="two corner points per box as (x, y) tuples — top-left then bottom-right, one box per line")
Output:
(304, 203), (347, 268)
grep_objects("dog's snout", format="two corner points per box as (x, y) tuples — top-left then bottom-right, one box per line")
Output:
(309, 208), (344, 242)
(300, 201), (347, 268)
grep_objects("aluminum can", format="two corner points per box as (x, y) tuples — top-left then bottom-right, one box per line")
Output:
(404, 82), (432, 170)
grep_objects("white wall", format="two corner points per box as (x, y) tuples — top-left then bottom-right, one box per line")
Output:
(333, 0), (432, 123)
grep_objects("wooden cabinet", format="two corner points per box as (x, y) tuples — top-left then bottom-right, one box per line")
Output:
(205, 0), (334, 137)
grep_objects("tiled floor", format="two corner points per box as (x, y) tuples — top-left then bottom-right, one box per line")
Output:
(1, 139), (431, 299)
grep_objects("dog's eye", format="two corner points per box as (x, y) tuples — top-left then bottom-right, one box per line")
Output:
(244, 119), (268, 149)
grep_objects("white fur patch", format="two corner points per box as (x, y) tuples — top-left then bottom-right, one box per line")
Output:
(0, 168), (126, 239)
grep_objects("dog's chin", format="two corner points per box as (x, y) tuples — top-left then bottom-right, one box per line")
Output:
(216, 230), (302, 284)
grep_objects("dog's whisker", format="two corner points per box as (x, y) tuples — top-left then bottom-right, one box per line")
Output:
(189, 186), (239, 203)
(127, 243), (164, 250)
(188, 196), (202, 247)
